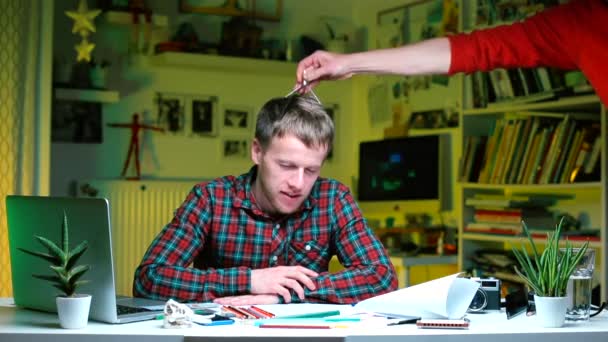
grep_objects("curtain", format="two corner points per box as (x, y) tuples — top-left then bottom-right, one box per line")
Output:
(0, 0), (47, 297)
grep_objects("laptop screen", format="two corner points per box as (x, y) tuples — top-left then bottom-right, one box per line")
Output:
(6, 195), (123, 323)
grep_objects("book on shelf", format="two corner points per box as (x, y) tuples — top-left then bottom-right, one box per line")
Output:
(468, 114), (600, 185)
(465, 193), (566, 209)
(465, 223), (522, 235)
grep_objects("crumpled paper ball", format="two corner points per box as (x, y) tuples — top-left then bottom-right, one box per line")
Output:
(163, 299), (194, 329)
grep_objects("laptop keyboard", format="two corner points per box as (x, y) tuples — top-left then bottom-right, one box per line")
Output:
(117, 304), (153, 315)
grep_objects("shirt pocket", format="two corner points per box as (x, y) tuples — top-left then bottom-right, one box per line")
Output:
(289, 239), (330, 271)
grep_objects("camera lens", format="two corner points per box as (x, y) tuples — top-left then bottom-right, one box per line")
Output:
(468, 288), (488, 312)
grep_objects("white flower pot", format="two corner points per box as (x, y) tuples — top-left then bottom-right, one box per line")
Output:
(534, 295), (568, 328)
(56, 294), (92, 329)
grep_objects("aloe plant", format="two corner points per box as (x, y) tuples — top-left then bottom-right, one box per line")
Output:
(512, 216), (589, 297)
(19, 211), (90, 297)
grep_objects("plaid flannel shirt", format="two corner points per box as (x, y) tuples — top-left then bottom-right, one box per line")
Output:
(133, 167), (398, 303)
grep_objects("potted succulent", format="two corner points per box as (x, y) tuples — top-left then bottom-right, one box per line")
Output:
(19, 211), (91, 329)
(511, 216), (589, 327)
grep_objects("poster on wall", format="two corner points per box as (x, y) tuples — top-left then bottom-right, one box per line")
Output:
(156, 92), (186, 135)
(155, 92), (218, 137)
(223, 105), (252, 132)
(51, 100), (102, 143)
(324, 104), (338, 161)
(376, 0), (459, 100)
(222, 136), (249, 159)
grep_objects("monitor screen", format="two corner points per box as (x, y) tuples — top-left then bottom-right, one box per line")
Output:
(358, 135), (439, 201)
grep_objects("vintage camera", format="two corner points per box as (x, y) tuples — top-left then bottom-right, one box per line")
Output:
(468, 277), (501, 312)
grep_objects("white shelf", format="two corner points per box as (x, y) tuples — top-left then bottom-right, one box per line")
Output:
(150, 52), (296, 76)
(462, 233), (602, 248)
(459, 182), (602, 190)
(103, 11), (168, 27)
(463, 94), (601, 115)
(408, 127), (459, 136)
(54, 88), (120, 103)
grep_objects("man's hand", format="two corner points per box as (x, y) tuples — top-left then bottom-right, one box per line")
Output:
(250, 266), (318, 303)
(213, 294), (280, 306)
(295, 50), (353, 93)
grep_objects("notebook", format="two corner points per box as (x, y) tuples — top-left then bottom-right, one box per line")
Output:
(5, 195), (165, 324)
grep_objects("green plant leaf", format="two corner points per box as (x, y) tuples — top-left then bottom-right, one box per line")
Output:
(68, 265), (90, 283)
(22, 210), (90, 297)
(34, 236), (66, 263)
(18, 248), (60, 265)
(66, 240), (89, 270)
(511, 216), (588, 297)
(62, 210), (69, 254)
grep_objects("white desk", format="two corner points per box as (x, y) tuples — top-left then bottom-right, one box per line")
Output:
(2, 298), (608, 342)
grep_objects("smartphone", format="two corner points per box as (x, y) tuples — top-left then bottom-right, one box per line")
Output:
(416, 319), (470, 329)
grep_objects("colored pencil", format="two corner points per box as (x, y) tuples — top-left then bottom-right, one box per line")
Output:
(250, 305), (275, 318)
(259, 324), (332, 329)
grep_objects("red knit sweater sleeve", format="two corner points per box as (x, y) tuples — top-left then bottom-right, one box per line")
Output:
(447, 1), (585, 75)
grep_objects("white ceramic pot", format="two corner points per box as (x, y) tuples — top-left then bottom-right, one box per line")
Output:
(534, 295), (568, 328)
(56, 294), (92, 329)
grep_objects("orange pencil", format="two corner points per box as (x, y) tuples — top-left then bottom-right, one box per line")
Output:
(222, 306), (247, 319)
(250, 305), (275, 318)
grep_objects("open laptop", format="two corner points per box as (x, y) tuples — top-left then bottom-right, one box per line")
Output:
(6, 195), (165, 324)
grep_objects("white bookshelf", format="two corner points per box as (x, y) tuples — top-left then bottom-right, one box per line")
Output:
(54, 88), (120, 103)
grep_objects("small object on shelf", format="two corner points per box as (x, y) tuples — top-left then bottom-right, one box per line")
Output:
(107, 113), (164, 180)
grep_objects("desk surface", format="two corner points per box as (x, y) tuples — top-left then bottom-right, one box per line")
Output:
(2, 298), (608, 342)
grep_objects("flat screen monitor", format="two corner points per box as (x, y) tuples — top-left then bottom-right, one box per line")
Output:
(358, 135), (439, 201)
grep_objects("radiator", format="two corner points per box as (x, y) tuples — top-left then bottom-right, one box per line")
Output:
(81, 179), (199, 296)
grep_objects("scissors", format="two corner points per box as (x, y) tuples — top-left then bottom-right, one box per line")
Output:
(285, 79), (321, 105)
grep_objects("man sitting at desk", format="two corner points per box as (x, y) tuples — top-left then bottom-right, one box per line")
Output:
(133, 95), (398, 305)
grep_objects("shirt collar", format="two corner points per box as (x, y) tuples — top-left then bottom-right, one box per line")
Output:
(233, 166), (317, 216)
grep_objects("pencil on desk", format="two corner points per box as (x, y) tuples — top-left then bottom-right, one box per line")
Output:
(222, 306), (247, 319)
(250, 305), (275, 318)
(279, 310), (341, 319)
(259, 324), (332, 329)
(239, 306), (265, 319)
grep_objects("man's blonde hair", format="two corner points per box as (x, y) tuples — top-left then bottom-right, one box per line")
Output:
(255, 95), (334, 155)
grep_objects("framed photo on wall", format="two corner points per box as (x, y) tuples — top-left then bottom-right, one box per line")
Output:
(189, 95), (218, 136)
(156, 92), (186, 135)
(223, 105), (252, 131)
(51, 100), (102, 143)
(324, 104), (339, 161)
(222, 136), (249, 159)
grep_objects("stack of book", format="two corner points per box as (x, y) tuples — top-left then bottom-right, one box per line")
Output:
(465, 208), (555, 236)
(470, 67), (570, 109)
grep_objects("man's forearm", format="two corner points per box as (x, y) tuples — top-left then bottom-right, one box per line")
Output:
(346, 37), (451, 76)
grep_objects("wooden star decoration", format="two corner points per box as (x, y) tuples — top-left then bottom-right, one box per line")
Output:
(65, 0), (101, 37)
(75, 38), (95, 62)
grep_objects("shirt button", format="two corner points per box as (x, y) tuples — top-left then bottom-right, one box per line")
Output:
(305, 245), (311, 251)
(272, 255), (278, 262)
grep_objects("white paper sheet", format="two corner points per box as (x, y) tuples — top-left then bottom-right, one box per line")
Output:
(354, 273), (480, 319)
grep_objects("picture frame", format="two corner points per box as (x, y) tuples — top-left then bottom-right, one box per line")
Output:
(189, 95), (218, 137)
(51, 100), (102, 143)
(324, 104), (339, 161)
(222, 136), (249, 159)
(179, 0), (283, 22)
(222, 105), (252, 131)
(155, 92), (186, 135)
(376, 0), (458, 48)
(408, 109), (447, 129)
